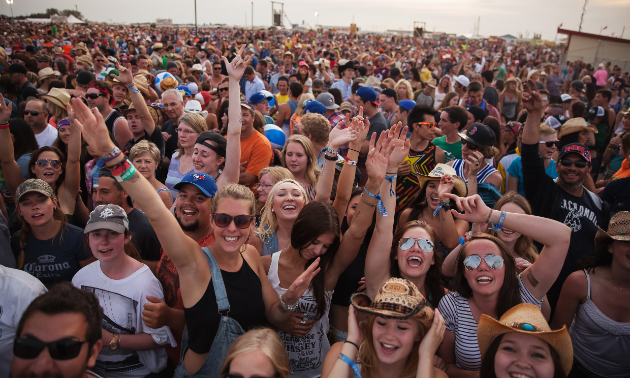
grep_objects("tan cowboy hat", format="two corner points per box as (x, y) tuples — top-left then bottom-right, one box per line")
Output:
(135, 69), (152, 82)
(52, 46), (63, 55)
(189, 63), (205, 73)
(594, 211), (630, 246)
(426, 78), (437, 88)
(153, 42), (164, 50)
(527, 69), (539, 80)
(38, 67), (61, 83)
(360, 76), (382, 88)
(351, 278), (434, 330)
(418, 164), (467, 198)
(40, 88), (71, 109)
(557, 117), (598, 139)
(75, 42), (89, 54)
(77, 55), (94, 68)
(133, 76), (151, 98)
(159, 76), (178, 92)
(478, 303), (573, 376)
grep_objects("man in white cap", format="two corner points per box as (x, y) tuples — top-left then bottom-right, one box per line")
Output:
(37, 67), (60, 94)
(454, 75), (469, 102)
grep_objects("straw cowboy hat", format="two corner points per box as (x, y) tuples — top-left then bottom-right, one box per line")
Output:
(40, 88), (71, 109)
(418, 164), (467, 198)
(557, 117), (598, 139)
(38, 67), (61, 83)
(351, 277), (434, 330)
(477, 303), (573, 376)
(594, 211), (630, 246)
(360, 76), (382, 88)
(133, 75), (151, 98)
(189, 63), (205, 73)
(75, 42), (89, 54)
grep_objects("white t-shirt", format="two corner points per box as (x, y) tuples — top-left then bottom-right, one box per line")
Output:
(0, 266), (47, 376)
(72, 261), (176, 378)
(35, 124), (58, 148)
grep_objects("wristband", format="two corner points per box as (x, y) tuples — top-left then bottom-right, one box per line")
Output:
(324, 153), (338, 161)
(0, 123), (8, 129)
(345, 156), (357, 165)
(489, 211), (506, 232)
(109, 159), (132, 176)
(103, 147), (123, 163)
(384, 174), (397, 196)
(364, 187), (387, 216)
(338, 354), (362, 378)
(127, 84), (140, 94)
(114, 163), (137, 183)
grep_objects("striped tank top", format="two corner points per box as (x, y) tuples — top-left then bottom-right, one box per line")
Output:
(452, 159), (498, 184)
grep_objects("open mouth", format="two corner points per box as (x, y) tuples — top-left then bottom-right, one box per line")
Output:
(476, 275), (494, 285)
(98, 248), (114, 255)
(223, 236), (239, 243)
(194, 162), (205, 170)
(380, 342), (399, 355)
(509, 373), (533, 378)
(407, 255), (423, 267)
(282, 204), (297, 211)
(32, 213), (44, 219)
(181, 208), (197, 217)
(43, 172), (54, 178)
(501, 229), (515, 235)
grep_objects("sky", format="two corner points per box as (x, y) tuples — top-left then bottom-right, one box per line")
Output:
(2, 0), (629, 41)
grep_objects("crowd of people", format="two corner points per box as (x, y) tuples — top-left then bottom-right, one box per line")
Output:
(0, 20), (629, 378)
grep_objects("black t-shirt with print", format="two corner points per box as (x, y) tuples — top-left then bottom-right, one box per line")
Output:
(521, 142), (610, 314)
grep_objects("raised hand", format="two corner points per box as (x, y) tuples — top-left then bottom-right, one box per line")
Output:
(386, 122), (410, 171)
(349, 106), (370, 151)
(444, 193), (492, 224)
(112, 62), (134, 85)
(346, 305), (365, 346)
(70, 97), (116, 158)
(223, 45), (252, 81)
(464, 150), (484, 178)
(282, 258), (321, 305)
(418, 309), (445, 360)
(328, 120), (358, 150)
(522, 78), (544, 114)
(365, 130), (391, 183)
(437, 174), (455, 199)
(0, 94), (13, 124)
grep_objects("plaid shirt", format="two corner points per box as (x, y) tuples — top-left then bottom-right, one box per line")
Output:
(262, 70), (274, 84)
(328, 111), (349, 157)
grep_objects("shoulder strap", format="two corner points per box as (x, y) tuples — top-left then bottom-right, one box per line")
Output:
(583, 269), (592, 299)
(201, 247), (230, 313)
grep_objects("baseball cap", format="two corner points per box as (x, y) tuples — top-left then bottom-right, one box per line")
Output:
(316, 92), (339, 110)
(587, 106), (605, 119)
(186, 82), (199, 95)
(176, 85), (192, 97)
(304, 100), (327, 115)
(502, 121), (521, 136)
(560, 94), (573, 103)
(250, 91), (273, 105)
(356, 86), (379, 106)
(76, 70), (95, 86)
(458, 123), (496, 148)
(196, 131), (227, 158)
(7, 63), (27, 75)
(240, 100), (253, 110)
(340, 102), (353, 113)
(398, 100), (416, 112)
(174, 172), (218, 197)
(544, 114), (566, 129)
(466, 105), (487, 122)
(15, 179), (54, 203)
(571, 80), (585, 93)
(558, 143), (591, 162)
(84, 204), (130, 234)
(455, 75), (470, 87)
(381, 88), (398, 101)
(166, 61), (178, 70)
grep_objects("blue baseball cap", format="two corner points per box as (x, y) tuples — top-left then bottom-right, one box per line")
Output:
(304, 100), (327, 115)
(176, 85), (192, 97)
(356, 86), (379, 105)
(250, 91), (273, 105)
(174, 173), (218, 197)
(398, 100), (416, 112)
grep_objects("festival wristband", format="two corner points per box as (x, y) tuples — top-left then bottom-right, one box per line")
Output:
(109, 159), (132, 176)
(384, 174), (397, 196)
(489, 211), (507, 232)
(0, 123), (8, 129)
(345, 157), (357, 166)
(364, 187), (387, 216)
(103, 147), (123, 163)
(116, 164), (137, 183)
(338, 354), (361, 378)
(127, 84), (140, 94)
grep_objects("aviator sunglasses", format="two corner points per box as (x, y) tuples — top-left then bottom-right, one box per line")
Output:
(398, 237), (434, 253)
(13, 336), (87, 360)
(212, 213), (254, 229)
(36, 159), (61, 169)
(463, 254), (504, 271)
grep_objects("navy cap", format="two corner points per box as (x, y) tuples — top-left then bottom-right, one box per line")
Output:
(398, 100), (416, 112)
(250, 91), (273, 105)
(304, 100), (327, 115)
(7, 63), (27, 75)
(558, 143), (591, 162)
(174, 173), (218, 197)
(458, 122), (496, 148)
(381, 88), (398, 101)
(196, 131), (227, 157)
(466, 105), (487, 122)
(356, 86), (378, 104)
(240, 100), (253, 110)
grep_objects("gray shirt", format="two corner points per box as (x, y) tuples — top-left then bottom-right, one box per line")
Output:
(416, 92), (434, 108)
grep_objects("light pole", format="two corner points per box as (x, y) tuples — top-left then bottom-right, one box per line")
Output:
(315, 12), (318, 29)
(6, 0), (14, 22)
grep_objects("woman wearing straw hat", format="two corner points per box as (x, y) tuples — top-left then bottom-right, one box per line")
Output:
(477, 303), (573, 378)
(551, 211), (630, 378)
(435, 193), (571, 377)
(321, 278), (447, 378)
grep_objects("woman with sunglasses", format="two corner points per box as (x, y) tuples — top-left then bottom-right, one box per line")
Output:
(213, 77), (229, 116)
(71, 45), (320, 378)
(0, 99), (83, 226)
(435, 193), (570, 377)
(72, 204), (176, 378)
(220, 328), (290, 378)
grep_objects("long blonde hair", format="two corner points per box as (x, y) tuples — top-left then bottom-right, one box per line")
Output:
(257, 178), (308, 243)
(395, 79), (414, 100)
(175, 113), (208, 158)
(281, 135), (321, 187)
(220, 328), (290, 378)
(295, 94), (315, 117)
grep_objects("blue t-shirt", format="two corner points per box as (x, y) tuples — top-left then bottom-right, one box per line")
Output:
(508, 157), (558, 196)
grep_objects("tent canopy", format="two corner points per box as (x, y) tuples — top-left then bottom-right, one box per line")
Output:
(66, 15), (85, 24)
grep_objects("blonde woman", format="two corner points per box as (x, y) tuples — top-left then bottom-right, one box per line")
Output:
(255, 166), (294, 223)
(164, 112), (208, 200)
(498, 77), (522, 123)
(129, 140), (173, 210)
(220, 328), (290, 378)
(290, 94), (315, 135)
(251, 178), (308, 256)
(436, 92), (460, 111)
(434, 76), (451, 110)
(382, 78), (396, 89)
(395, 79), (415, 101)
(281, 135), (321, 201)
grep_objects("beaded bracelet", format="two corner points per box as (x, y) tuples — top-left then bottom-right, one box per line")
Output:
(359, 193), (377, 207)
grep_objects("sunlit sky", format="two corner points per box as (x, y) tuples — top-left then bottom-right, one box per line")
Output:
(2, 0), (629, 41)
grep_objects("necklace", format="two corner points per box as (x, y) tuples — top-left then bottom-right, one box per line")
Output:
(609, 274), (629, 291)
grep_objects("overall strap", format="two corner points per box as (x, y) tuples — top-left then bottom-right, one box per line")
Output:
(583, 269), (592, 299)
(202, 247), (230, 314)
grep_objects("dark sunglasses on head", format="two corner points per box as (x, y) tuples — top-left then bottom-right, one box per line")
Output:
(463, 141), (480, 150)
(463, 254), (504, 271)
(24, 110), (42, 116)
(13, 336), (87, 360)
(560, 159), (588, 168)
(213, 213), (254, 229)
(539, 141), (560, 148)
(399, 237), (434, 253)
(36, 159), (61, 169)
(85, 93), (105, 100)
(218, 87), (229, 92)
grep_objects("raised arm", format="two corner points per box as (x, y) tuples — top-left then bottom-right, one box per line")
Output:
(521, 79), (544, 145)
(60, 112), (82, 202)
(0, 97), (25, 196)
(112, 64), (155, 136)
(434, 175), (468, 249)
(216, 45), (250, 189)
(446, 193), (571, 300)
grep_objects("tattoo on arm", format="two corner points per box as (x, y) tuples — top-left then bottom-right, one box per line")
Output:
(527, 270), (539, 288)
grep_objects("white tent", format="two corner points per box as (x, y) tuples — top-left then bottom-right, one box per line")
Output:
(66, 15), (85, 24)
(23, 18), (51, 23)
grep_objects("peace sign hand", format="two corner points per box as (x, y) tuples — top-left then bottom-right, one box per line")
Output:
(223, 44), (252, 81)
(522, 79), (544, 115)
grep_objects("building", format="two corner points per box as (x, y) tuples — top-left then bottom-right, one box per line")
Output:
(558, 28), (630, 71)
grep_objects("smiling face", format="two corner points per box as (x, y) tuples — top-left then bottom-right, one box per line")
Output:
(493, 332), (556, 378)
(193, 143), (224, 176)
(299, 232), (336, 260)
(17, 192), (57, 227)
(132, 152), (157, 180)
(31, 151), (63, 187)
(463, 239), (506, 296)
(175, 184), (212, 233)
(88, 229), (128, 263)
(538, 134), (558, 160)
(285, 142), (308, 177)
(57, 125), (71, 145)
(212, 197), (252, 254)
(271, 182), (305, 222)
(556, 153), (589, 189)
(396, 227), (435, 279)
(372, 316), (421, 366)
(496, 203), (525, 245)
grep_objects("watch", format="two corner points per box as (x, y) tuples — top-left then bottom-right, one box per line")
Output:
(108, 333), (121, 350)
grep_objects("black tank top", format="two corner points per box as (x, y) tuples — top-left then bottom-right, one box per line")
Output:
(183, 254), (266, 354)
(331, 225), (374, 307)
(104, 110), (124, 141)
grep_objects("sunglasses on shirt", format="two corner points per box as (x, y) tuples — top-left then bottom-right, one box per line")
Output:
(539, 141), (560, 148)
(560, 159), (588, 168)
(463, 254), (504, 271)
(13, 337), (87, 360)
(213, 213), (254, 229)
(85, 93), (106, 100)
(36, 159), (61, 169)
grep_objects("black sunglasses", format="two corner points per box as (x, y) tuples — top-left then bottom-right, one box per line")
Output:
(213, 213), (254, 229)
(218, 87), (229, 92)
(213, 67), (222, 70)
(24, 110), (42, 116)
(14, 336), (87, 360)
(36, 159), (61, 169)
(539, 141), (560, 148)
(85, 93), (105, 100)
(560, 159), (588, 168)
(463, 141), (480, 151)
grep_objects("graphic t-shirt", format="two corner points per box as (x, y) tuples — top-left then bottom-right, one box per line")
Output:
(72, 262), (176, 378)
(432, 136), (462, 163)
(373, 67), (390, 82)
(11, 224), (92, 288)
(395, 142), (438, 212)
